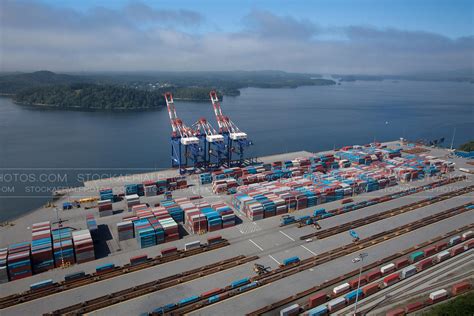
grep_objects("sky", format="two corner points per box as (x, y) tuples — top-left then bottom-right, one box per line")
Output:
(1, 0), (473, 74)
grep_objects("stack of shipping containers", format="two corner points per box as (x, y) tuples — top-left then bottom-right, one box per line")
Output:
(72, 230), (95, 264)
(30, 221), (54, 273)
(7, 242), (32, 281)
(52, 228), (75, 266)
(0, 248), (7, 283)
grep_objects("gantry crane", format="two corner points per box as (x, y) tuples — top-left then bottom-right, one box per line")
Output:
(192, 118), (226, 168)
(209, 90), (252, 165)
(164, 92), (203, 173)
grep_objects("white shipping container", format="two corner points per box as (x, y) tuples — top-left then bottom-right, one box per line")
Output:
(380, 263), (395, 274)
(436, 250), (450, 262)
(184, 241), (201, 251)
(462, 231), (473, 240)
(333, 282), (350, 294)
(429, 289), (448, 301)
(280, 303), (299, 316)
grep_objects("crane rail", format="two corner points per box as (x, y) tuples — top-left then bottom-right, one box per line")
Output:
(0, 240), (230, 309)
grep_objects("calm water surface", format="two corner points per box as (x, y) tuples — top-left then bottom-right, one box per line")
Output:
(0, 80), (472, 220)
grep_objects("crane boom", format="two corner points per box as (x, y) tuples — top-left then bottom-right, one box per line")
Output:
(164, 92), (199, 145)
(209, 90), (247, 140)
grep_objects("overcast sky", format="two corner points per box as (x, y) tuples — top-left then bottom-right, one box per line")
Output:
(1, 0), (473, 74)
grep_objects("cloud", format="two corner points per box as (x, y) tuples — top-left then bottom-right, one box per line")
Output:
(0, 1), (472, 74)
(242, 10), (319, 40)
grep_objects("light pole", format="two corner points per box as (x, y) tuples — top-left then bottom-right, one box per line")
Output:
(352, 252), (368, 316)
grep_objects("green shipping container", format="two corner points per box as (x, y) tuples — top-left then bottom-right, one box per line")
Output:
(410, 251), (424, 263)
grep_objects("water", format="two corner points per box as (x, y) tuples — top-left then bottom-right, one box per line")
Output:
(0, 80), (472, 220)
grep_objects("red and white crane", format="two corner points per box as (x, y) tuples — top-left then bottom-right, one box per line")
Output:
(164, 92), (199, 145)
(192, 118), (224, 143)
(209, 90), (247, 140)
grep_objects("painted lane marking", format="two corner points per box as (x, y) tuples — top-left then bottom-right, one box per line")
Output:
(301, 245), (317, 256)
(279, 230), (295, 241)
(248, 239), (264, 251)
(268, 255), (281, 265)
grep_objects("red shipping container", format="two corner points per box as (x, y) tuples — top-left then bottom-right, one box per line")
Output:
(200, 288), (222, 298)
(308, 292), (327, 308)
(161, 247), (177, 255)
(405, 301), (424, 313)
(349, 277), (367, 289)
(367, 270), (382, 282)
(383, 273), (400, 287)
(417, 258), (433, 271)
(435, 241), (448, 252)
(450, 245), (465, 256)
(465, 240), (474, 250)
(395, 258), (409, 269)
(423, 246), (436, 257)
(362, 283), (380, 296)
(451, 281), (471, 296)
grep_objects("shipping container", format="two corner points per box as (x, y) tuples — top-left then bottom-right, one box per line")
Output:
(383, 273), (400, 287)
(367, 270), (382, 282)
(344, 289), (363, 303)
(362, 283), (380, 296)
(449, 236), (461, 246)
(306, 305), (328, 316)
(65, 271), (86, 281)
(282, 256), (300, 266)
(230, 277), (250, 289)
(435, 250), (450, 262)
(409, 251), (424, 263)
(417, 258), (433, 271)
(423, 246), (436, 257)
(450, 245), (465, 256)
(279, 303), (300, 316)
(462, 230), (473, 240)
(395, 258), (409, 269)
(30, 279), (53, 290)
(327, 297), (346, 312)
(333, 282), (350, 295)
(429, 289), (448, 302)
(308, 293), (327, 308)
(405, 301), (424, 313)
(184, 241), (201, 251)
(400, 265), (417, 279)
(451, 281), (471, 296)
(380, 263), (396, 275)
(435, 241), (448, 252)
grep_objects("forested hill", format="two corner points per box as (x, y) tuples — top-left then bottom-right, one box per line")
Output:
(1, 70), (336, 111)
(0, 70), (89, 95)
(13, 84), (221, 110)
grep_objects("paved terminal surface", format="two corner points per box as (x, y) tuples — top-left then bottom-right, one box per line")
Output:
(1, 142), (473, 316)
(1, 175), (471, 296)
(5, 190), (468, 315)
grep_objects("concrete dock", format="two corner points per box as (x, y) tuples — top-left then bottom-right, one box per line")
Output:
(0, 142), (473, 315)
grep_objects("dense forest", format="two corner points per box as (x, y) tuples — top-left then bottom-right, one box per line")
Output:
(13, 84), (223, 110)
(458, 141), (474, 152)
(0, 70), (336, 111)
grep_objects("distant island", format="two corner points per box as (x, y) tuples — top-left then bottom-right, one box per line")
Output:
(0, 70), (336, 111)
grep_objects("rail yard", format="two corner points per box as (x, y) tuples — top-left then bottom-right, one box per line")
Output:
(0, 139), (473, 316)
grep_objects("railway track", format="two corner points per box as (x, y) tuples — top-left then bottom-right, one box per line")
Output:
(159, 203), (473, 315)
(287, 175), (468, 229)
(246, 225), (474, 316)
(355, 252), (474, 315)
(0, 240), (230, 309)
(300, 185), (474, 240)
(43, 255), (258, 315)
(227, 176), (469, 248)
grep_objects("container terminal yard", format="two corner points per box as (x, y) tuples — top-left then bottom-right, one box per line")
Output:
(0, 95), (473, 315)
